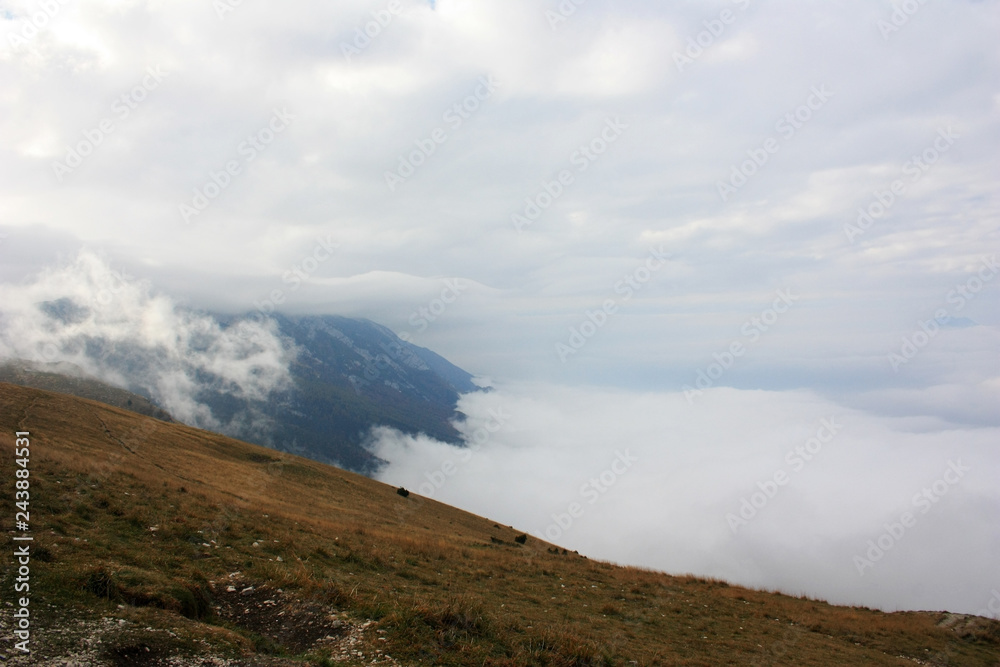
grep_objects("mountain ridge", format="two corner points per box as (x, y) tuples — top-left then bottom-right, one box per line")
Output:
(8, 308), (479, 473)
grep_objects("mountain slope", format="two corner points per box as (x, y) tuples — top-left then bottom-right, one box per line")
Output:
(0, 359), (174, 422)
(202, 313), (478, 472)
(12, 306), (478, 473)
(2, 383), (998, 666)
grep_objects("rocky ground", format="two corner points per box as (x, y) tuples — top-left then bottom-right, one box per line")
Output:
(0, 580), (404, 666)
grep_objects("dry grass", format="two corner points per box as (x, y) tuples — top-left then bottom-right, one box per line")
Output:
(2, 382), (999, 666)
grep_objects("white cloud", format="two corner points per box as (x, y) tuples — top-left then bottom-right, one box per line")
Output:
(0, 252), (294, 428)
(2, 0), (999, 618)
(371, 381), (1000, 615)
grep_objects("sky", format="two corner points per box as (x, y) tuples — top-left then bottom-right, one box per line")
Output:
(2, 0), (999, 616)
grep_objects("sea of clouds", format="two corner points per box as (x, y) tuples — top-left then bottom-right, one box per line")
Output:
(370, 381), (1000, 617)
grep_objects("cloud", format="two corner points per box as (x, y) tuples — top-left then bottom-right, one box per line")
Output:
(0, 251), (294, 428)
(2, 0), (999, 620)
(370, 380), (1000, 616)
(0, 0), (996, 393)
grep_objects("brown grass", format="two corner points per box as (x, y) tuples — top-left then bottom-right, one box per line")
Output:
(1, 382), (999, 666)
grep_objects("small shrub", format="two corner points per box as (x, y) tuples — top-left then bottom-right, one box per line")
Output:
(600, 603), (621, 616)
(168, 584), (214, 620)
(84, 566), (121, 601)
(33, 545), (55, 563)
(414, 597), (492, 642)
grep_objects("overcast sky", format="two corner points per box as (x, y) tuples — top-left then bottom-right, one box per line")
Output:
(2, 0), (999, 616)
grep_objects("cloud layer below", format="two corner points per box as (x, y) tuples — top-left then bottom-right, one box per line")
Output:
(371, 381), (1000, 617)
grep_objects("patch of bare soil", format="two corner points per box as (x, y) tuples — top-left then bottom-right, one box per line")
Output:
(211, 574), (403, 664)
(211, 576), (347, 653)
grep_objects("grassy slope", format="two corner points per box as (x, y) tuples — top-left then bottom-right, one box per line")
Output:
(1, 382), (998, 666)
(0, 361), (174, 422)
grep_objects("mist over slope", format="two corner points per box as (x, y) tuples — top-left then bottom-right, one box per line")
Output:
(0, 252), (476, 471)
(0, 252), (293, 425)
(0, 359), (174, 421)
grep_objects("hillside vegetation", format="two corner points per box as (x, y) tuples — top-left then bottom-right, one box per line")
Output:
(0, 360), (173, 422)
(1, 382), (998, 666)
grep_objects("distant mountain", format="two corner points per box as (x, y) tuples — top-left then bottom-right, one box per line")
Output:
(226, 313), (480, 472)
(3, 308), (479, 474)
